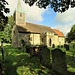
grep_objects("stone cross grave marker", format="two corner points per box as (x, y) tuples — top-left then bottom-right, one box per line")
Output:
(52, 48), (67, 75)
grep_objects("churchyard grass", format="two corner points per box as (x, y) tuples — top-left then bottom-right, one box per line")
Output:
(0, 43), (75, 75)
(0, 44), (52, 75)
(49, 43), (75, 75)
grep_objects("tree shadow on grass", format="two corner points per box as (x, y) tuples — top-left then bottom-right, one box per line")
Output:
(4, 54), (52, 75)
(3, 45), (52, 75)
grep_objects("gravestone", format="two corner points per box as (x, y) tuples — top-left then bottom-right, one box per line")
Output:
(52, 44), (55, 48)
(52, 48), (67, 75)
(61, 45), (63, 48)
(30, 46), (39, 56)
(30, 47), (35, 55)
(38, 46), (50, 68)
(64, 44), (69, 51)
(57, 45), (60, 48)
(64, 44), (66, 48)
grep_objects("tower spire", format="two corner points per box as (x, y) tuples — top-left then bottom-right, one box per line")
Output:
(17, 0), (22, 10)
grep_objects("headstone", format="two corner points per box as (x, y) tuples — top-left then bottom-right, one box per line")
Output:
(30, 47), (35, 55)
(65, 45), (69, 51)
(52, 44), (55, 48)
(64, 44), (66, 48)
(52, 48), (67, 75)
(57, 45), (60, 48)
(64, 44), (69, 51)
(61, 45), (63, 48)
(38, 46), (50, 68)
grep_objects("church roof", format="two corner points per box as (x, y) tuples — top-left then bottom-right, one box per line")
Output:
(26, 22), (57, 34)
(16, 22), (57, 34)
(53, 29), (65, 37)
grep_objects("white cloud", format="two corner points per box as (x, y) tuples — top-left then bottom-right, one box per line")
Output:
(54, 22), (75, 36)
(55, 7), (75, 23)
(54, 7), (75, 36)
(6, 0), (47, 23)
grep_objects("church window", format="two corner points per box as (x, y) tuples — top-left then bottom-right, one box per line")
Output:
(42, 38), (44, 42)
(20, 13), (22, 17)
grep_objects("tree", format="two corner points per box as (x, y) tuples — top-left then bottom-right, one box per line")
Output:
(2, 16), (14, 43)
(0, 0), (10, 31)
(67, 24), (75, 42)
(23, 0), (75, 12)
(0, 0), (10, 63)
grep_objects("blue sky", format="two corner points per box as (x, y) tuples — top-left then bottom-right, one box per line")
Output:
(38, 8), (56, 27)
(6, 0), (75, 36)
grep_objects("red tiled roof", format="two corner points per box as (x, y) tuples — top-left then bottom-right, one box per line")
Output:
(53, 29), (65, 37)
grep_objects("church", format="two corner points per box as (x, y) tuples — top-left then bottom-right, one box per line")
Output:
(12, 0), (65, 48)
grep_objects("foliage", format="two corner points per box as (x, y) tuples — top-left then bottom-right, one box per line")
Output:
(67, 24), (75, 43)
(0, 45), (51, 75)
(24, 0), (75, 12)
(0, 16), (14, 43)
(0, 44), (75, 75)
(0, 0), (10, 31)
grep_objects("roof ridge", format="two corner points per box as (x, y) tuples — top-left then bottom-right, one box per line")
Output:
(26, 22), (52, 29)
(16, 24), (30, 31)
(26, 22), (56, 34)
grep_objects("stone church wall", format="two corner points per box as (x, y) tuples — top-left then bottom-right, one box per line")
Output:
(12, 25), (19, 48)
(46, 32), (54, 47)
(17, 33), (40, 47)
(58, 37), (65, 45)
(52, 35), (59, 45)
(30, 34), (40, 45)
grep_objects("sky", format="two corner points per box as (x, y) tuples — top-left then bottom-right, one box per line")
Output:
(5, 0), (75, 36)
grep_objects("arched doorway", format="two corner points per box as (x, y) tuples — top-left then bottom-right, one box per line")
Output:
(49, 38), (51, 46)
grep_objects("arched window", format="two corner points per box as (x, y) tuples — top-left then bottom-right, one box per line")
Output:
(42, 38), (44, 42)
(20, 13), (22, 17)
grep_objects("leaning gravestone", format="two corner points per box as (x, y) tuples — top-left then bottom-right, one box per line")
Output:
(52, 48), (67, 75)
(38, 46), (50, 68)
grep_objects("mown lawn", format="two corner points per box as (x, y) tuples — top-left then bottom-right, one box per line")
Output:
(0, 44), (75, 75)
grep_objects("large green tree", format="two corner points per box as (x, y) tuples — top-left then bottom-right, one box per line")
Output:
(24, 0), (75, 12)
(67, 24), (75, 42)
(3, 16), (14, 43)
(0, 0), (9, 63)
(0, 0), (10, 42)
(0, 0), (9, 31)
